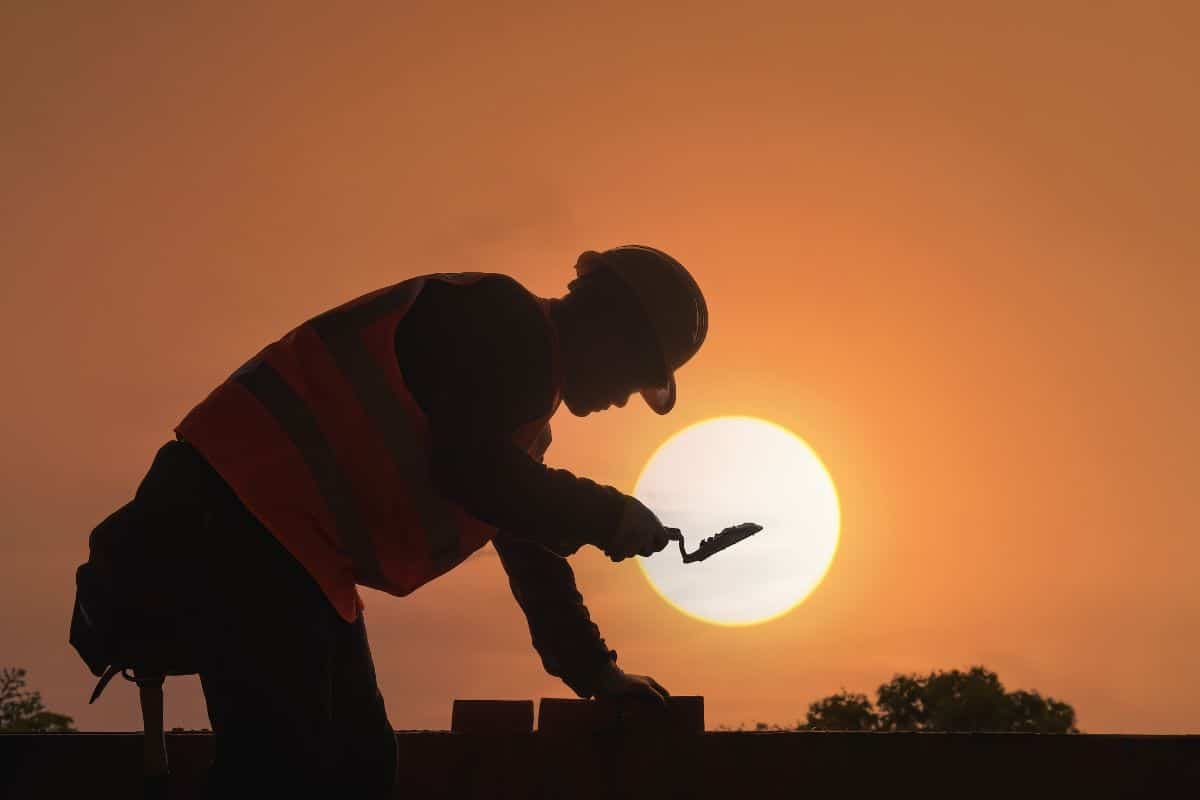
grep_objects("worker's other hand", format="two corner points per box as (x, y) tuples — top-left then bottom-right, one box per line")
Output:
(594, 664), (671, 708)
(603, 495), (671, 562)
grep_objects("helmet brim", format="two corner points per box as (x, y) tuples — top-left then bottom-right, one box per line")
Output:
(641, 377), (676, 415)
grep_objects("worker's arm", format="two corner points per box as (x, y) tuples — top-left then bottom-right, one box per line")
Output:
(396, 275), (668, 702)
(492, 531), (618, 698)
(429, 431), (623, 556)
(396, 274), (626, 556)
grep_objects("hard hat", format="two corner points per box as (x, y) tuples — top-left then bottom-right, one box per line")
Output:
(574, 244), (708, 415)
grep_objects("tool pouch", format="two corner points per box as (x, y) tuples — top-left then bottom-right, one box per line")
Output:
(69, 442), (205, 703)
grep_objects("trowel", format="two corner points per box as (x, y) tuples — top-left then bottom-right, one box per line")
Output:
(665, 522), (763, 563)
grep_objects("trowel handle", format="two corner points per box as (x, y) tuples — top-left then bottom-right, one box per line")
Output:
(664, 528), (693, 562)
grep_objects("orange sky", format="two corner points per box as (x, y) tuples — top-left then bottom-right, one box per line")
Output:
(3, 2), (1197, 733)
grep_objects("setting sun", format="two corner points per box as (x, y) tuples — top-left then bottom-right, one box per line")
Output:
(634, 416), (841, 626)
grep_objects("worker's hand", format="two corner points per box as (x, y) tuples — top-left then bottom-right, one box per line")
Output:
(593, 663), (671, 708)
(603, 495), (671, 562)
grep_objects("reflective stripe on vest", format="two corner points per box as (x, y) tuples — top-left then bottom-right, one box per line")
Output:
(232, 357), (389, 588)
(309, 288), (465, 577)
(177, 273), (561, 620)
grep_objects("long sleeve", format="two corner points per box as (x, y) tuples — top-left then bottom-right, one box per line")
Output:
(394, 274), (625, 555)
(428, 431), (623, 556)
(492, 532), (617, 698)
(392, 273), (626, 696)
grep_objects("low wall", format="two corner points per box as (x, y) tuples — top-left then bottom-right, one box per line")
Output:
(3, 731), (1197, 799)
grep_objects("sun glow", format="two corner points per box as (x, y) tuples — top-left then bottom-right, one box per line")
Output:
(634, 416), (841, 626)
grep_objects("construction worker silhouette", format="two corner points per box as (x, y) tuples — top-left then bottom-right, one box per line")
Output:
(70, 245), (707, 798)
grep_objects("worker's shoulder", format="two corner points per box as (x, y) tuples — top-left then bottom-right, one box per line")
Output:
(400, 272), (554, 412)
(407, 272), (549, 346)
(430, 272), (543, 322)
(436, 271), (535, 298)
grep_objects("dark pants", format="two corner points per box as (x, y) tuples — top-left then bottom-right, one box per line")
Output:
(131, 440), (397, 798)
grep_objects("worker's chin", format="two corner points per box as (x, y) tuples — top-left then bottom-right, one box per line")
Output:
(563, 395), (606, 417)
(563, 396), (589, 417)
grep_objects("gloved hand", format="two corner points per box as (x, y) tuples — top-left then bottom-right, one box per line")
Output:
(602, 495), (671, 562)
(593, 662), (671, 707)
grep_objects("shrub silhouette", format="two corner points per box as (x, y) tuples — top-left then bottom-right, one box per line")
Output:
(0, 667), (75, 731)
(799, 690), (877, 731)
(800, 666), (1078, 733)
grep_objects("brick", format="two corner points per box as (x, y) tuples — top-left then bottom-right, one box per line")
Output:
(538, 695), (704, 734)
(450, 699), (534, 734)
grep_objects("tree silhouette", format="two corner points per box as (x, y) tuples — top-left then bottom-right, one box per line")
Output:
(801, 666), (1078, 733)
(799, 690), (878, 731)
(0, 667), (75, 731)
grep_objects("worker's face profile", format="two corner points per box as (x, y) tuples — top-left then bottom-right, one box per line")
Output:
(561, 322), (664, 417)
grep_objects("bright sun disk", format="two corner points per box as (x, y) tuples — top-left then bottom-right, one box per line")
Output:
(634, 416), (841, 626)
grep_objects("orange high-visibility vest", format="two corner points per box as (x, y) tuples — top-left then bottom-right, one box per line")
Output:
(176, 273), (561, 622)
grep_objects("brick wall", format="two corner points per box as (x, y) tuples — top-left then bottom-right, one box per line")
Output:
(3, 731), (1197, 799)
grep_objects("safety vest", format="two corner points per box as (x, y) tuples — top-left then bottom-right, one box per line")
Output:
(176, 273), (561, 622)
